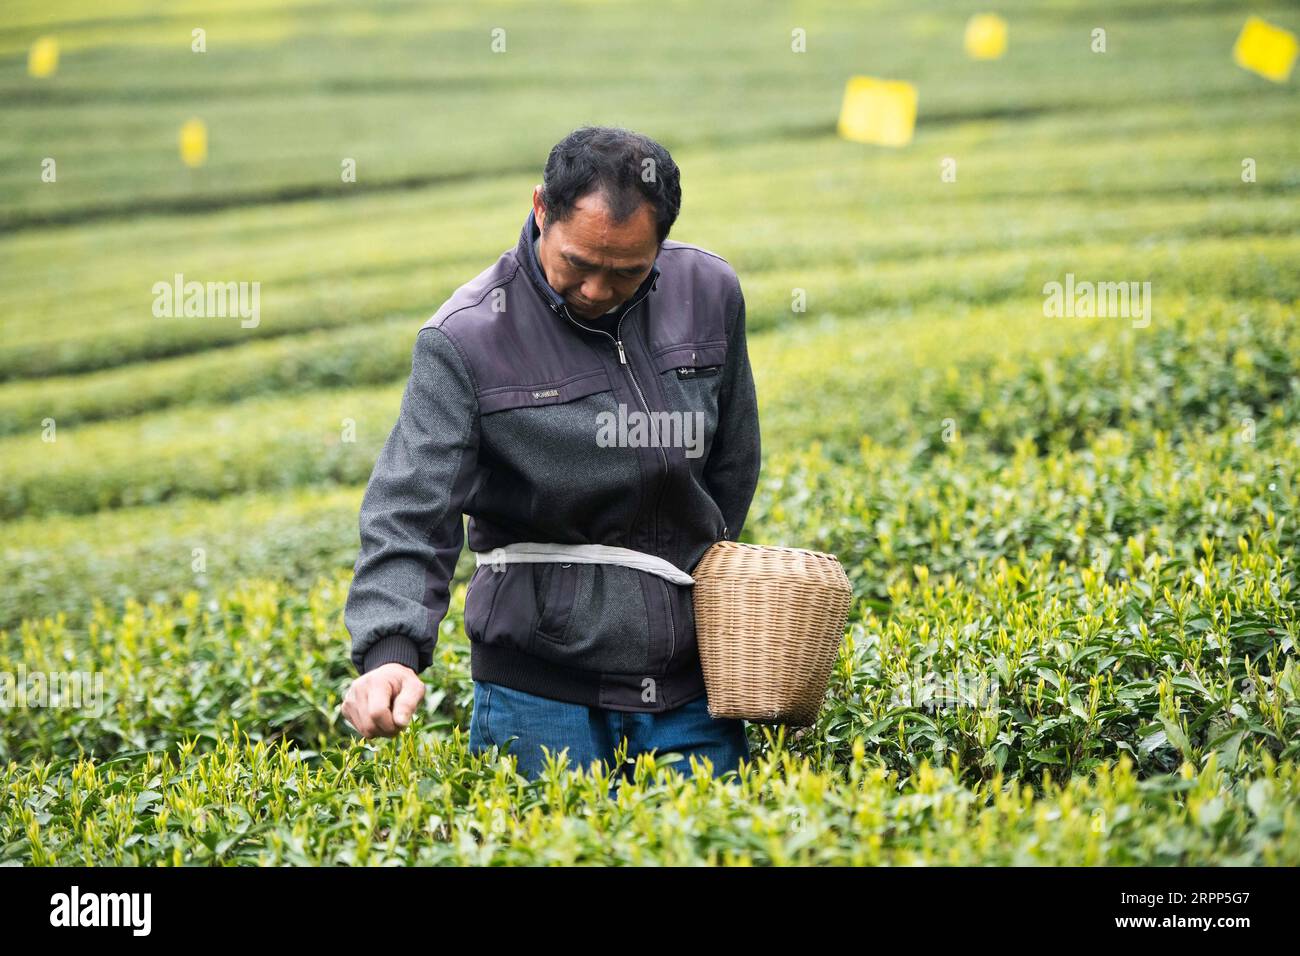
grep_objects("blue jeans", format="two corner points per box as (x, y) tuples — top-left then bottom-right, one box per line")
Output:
(467, 679), (750, 782)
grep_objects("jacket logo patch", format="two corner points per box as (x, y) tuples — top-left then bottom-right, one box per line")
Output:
(531, 388), (560, 399)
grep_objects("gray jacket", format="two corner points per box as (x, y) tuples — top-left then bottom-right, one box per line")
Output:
(344, 207), (761, 712)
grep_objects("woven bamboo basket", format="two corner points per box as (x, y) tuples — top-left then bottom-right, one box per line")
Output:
(691, 540), (853, 726)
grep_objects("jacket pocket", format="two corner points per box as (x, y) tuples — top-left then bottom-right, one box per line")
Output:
(525, 563), (653, 674)
(534, 562), (579, 644)
(663, 576), (699, 673)
(653, 342), (727, 469)
(464, 563), (536, 654)
(674, 364), (722, 380)
(463, 564), (504, 643)
(653, 342), (727, 376)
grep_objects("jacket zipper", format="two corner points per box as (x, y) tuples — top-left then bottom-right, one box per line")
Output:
(552, 285), (676, 668)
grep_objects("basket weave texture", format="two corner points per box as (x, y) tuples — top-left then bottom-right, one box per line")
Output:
(691, 540), (853, 726)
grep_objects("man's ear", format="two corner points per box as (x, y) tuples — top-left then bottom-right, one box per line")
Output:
(532, 184), (546, 230)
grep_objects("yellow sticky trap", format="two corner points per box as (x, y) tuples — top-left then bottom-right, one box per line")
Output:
(837, 76), (918, 148)
(1233, 16), (1297, 83)
(964, 13), (1007, 60)
(179, 118), (208, 168)
(28, 36), (59, 78)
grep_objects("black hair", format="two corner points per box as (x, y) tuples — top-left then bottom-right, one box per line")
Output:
(539, 126), (682, 245)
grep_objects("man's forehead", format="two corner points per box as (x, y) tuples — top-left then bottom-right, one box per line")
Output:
(560, 241), (653, 269)
(555, 221), (656, 267)
(557, 196), (654, 246)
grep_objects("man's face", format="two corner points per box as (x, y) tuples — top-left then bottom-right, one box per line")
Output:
(533, 186), (659, 321)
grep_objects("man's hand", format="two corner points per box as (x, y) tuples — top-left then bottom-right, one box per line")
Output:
(342, 662), (426, 738)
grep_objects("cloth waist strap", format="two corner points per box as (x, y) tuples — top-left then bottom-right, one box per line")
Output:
(472, 542), (694, 586)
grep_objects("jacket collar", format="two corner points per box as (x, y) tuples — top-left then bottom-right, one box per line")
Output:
(515, 207), (660, 315)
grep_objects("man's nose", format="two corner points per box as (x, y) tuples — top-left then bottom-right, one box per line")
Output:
(581, 277), (613, 303)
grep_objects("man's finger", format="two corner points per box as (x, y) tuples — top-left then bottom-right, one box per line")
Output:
(392, 673), (426, 728)
(364, 678), (398, 737)
(342, 695), (372, 738)
(340, 689), (357, 730)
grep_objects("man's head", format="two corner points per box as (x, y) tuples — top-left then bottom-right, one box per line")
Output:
(533, 126), (681, 321)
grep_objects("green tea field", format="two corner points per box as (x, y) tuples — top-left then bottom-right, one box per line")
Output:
(1, 0), (1298, 865)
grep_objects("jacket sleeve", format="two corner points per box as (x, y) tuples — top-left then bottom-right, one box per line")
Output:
(345, 324), (481, 676)
(703, 269), (761, 542)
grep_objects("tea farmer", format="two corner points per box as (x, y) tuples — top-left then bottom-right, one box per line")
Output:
(341, 125), (761, 781)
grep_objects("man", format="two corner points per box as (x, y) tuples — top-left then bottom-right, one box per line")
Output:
(341, 126), (761, 782)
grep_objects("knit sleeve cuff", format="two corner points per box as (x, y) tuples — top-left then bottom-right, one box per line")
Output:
(361, 633), (422, 675)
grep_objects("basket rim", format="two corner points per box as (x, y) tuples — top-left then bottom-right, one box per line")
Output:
(706, 540), (842, 563)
